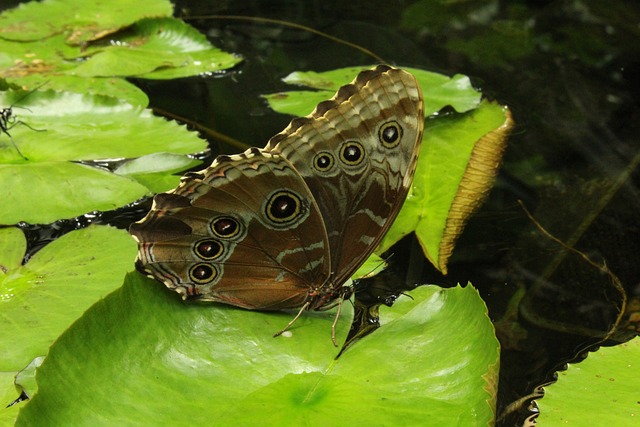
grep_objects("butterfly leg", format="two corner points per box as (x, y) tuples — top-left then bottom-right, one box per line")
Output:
(330, 297), (344, 347)
(1, 130), (27, 160)
(273, 301), (311, 339)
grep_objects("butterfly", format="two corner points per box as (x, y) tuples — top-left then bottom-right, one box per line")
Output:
(130, 65), (424, 344)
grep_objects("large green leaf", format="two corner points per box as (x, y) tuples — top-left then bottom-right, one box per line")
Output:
(15, 278), (498, 426)
(0, 89), (205, 162)
(378, 101), (512, 273)
(0, 0), (172, 43)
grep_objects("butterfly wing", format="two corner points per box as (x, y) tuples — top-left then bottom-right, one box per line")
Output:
(131, 148), (330, 310)
(265, 65), (424, 286)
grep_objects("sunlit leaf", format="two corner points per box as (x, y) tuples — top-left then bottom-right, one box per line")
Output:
(16, 280), (498, 426)
(0, 0), (173, 43)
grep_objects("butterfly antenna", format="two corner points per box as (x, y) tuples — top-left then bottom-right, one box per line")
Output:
(273, 301), (311, 338)
(8, 80), (50, 108)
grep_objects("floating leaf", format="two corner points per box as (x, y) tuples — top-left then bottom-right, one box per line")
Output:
(0, 226), (137, 373)
(264, 65), (481, 117)
(537, 338), (640, 425)
(0, 2), (241, 93)
(0, 0), (173, 43)
(74, 18), (242, 79)
(16, 278), (498, 426)
(0, 88), (206, 224)
(114, 153), (202, 193)
(378, 101), (513, 273)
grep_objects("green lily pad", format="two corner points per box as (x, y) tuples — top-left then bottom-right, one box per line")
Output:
(0, 371), (22, 426)
(537, 337), (640, 425)
(0, 226), (137, 374)
(0, 87), (206, 224)
(0, 2), (241, 94)
(74, 18), (242, 79)
(0, 227), (26, 273)
(15, 278), (498, 425)
(0, 162), (147, 224)
(378, 100), (513, 273)
(264, 65), (481, 117)
(0, 89), (206, 163)
(114, 153), (203, 193)
(0, 0), (173, 43)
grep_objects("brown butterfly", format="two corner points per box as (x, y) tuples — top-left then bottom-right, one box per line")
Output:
(130, 65), (424, 344)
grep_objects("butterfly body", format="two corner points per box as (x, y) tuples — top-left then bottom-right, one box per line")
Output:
(131, 65), (424, 327)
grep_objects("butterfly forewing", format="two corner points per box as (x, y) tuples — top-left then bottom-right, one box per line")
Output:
(131, 148), (331, 310)
(265, 65), (424, 286)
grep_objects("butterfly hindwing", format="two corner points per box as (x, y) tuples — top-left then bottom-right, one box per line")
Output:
(131, 148), (330, 310)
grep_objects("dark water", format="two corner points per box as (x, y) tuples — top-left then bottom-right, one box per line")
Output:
(5, 1), (640, 425)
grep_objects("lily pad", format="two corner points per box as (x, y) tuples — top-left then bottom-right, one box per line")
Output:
(264, 65), (481, 117)
(0, 226), (137, 374)
(537, 337), (640, 425)
(73, 18), (242, 80)
(0, 0), (173, 43)
(15, 278), (498, 426)
(378, 100), (513, 273)
(0, 88), (206, 224)
(0, 1), (241, 94)
(0, 89), (206, 162)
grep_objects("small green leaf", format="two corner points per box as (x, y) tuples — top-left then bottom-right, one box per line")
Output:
(0, 226), (137, 373)
(537, 337), (640, 425)
(14, 357), (44, 398)
(73, 18), (242, 79)
(115, 153), (202, 193)
(0, 162), (148, 224)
